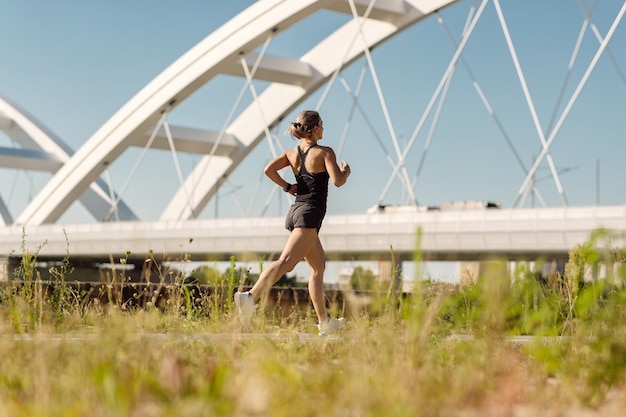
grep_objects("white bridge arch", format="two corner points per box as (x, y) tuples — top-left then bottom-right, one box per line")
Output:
(16, 0), (464, 225)
(3, 0), (626, 228)
(0, 94), (136, 225)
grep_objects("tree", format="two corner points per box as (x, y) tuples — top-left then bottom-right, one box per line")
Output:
(187, 265), (221, 285)
(350, 266), (377, 291)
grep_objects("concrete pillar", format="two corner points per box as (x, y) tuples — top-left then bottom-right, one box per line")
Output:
(459, 261), (480, 286)
(378, 260), (392, 282)
(0, 256), (7, 281)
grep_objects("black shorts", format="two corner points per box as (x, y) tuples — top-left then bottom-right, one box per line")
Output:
(285, 202), (326, 232)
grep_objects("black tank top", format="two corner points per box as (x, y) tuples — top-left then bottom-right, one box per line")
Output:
(295, 144), (330, 212)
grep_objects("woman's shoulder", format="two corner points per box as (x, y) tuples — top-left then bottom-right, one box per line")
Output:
(315, 144), (336, 155)
(283, 147), (299, 164)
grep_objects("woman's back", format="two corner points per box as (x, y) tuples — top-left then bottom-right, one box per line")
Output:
(291, 144), (329, 211)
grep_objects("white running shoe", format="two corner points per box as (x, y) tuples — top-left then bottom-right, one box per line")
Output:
(318, 317), (346, 336)
(234, 291), (255, 329)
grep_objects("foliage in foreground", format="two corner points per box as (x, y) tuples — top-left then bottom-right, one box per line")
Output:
(1, 231), (626, 416)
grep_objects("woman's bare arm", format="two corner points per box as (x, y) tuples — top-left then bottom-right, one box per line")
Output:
(323, 147), (351, 187)
(264, 152), (296, 194)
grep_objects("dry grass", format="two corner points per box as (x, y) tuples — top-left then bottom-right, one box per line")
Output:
(1, 238), (626, 416)
(0, 305), (625, 417)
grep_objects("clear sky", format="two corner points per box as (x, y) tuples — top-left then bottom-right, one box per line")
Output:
(1, 0), (625, 225)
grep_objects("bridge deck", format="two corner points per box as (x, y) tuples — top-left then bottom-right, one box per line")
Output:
(1, 205), (625, 262)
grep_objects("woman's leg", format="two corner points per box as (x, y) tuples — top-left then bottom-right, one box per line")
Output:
(248, 227), (318, 302)
(303, 236), (327, 323)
